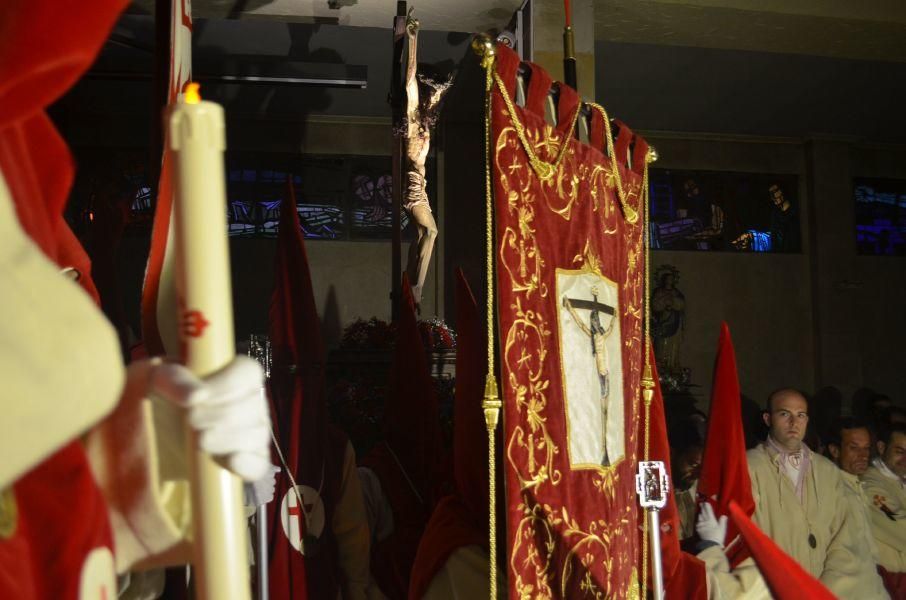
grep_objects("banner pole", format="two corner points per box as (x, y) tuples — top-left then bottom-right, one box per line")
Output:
(257, 505), (268, 600)
(649, 509), (665, 600)
(472, 33), (501, 600)
(562, 0), (578, 90)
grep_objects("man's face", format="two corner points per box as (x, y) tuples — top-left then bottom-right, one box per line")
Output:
(673, 445), (703, 490)
(880, 432), (906, 478)
(684, 180), (699, 198)
(831, 428), (871, 476)
(764, 392), (808, 451)
(769, 185), (784, 207)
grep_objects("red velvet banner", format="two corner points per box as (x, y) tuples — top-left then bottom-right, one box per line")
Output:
(491, 46), (649, 598)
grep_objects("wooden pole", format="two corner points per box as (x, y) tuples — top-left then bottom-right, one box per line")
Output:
(390, 1), (407, 322)
(563, 0), (578, 90)
(150, 0), (171, 208)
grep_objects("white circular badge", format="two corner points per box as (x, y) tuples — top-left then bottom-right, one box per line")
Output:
(78, 546), (116, 600)
(280, 485), (325, 555)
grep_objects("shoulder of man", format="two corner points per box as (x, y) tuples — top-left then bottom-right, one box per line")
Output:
(746, 443), (773, 471)
(861, 465), (887, 488)
(810, 451), (843, 479)
(861, 466), (904, 518)
(861, 465), (904, 500)
(836, 468), (861, 495)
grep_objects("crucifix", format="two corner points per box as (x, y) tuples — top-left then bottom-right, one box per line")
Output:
(562, 287), (617, 465)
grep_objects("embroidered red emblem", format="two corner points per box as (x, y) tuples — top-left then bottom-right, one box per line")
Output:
(181, 310), (210, 338)
(874, 494), (897, 521)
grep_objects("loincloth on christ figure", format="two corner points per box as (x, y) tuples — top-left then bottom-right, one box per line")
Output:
(404, 170), (432, 213)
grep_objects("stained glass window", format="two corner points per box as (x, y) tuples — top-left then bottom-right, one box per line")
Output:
(855, 178), (906, 256)
(648, 169), (800, 253)
(64, 149), (429, 242)
(225, 154), (431, 240)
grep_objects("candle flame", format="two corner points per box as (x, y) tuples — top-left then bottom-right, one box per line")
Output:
(184, 82), (201, 104)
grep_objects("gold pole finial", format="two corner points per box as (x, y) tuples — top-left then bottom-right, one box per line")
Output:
(472, 33), (497, 69)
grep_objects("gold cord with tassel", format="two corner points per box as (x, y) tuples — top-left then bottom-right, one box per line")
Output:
(472, 33), (501, 600)
(639, 144), (658, 599)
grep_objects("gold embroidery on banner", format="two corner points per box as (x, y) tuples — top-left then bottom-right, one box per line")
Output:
(492, 70), (580, 184)
(556, 504), (614, 598)
(588, 165), (617, 225)
(504, 298), (559, 490)
(626, 567), (641, 600)
(587, 102), (640, 224)
(512, 502), (557, 599)
(0, 487), (17, 539)
(495, 81), (646, 598)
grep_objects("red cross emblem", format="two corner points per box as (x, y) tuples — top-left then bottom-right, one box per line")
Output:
(180, 309), (210, 338)
(280, 485), (325, 554)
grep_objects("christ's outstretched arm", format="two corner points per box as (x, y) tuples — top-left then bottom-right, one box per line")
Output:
(563, 297), (592, 337)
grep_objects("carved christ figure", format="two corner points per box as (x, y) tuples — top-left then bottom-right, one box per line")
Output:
(563, 288), (617, 465)
(403, 14), (452, 306)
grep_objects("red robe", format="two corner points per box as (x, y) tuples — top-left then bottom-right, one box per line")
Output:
(697, 323), (755, 567)
(361, 275), (444, 598)
(267, 181), (346, 598)
(408, 269), (490, 599)
(642, 353), (708, 599)
(0, 0), (128, 596)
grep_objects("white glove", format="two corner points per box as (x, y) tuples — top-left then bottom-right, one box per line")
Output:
(695, 502), (728, 547)
(149, 355), (272, 482)
(244, 465), (281, 507)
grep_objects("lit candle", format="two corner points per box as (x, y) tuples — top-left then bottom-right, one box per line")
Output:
(167, 83), (251, 600)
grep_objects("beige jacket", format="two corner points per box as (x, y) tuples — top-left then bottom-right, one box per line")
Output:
(861, 459), (906, 573)
(333, 439), (374, 600)
(0, 173), (192, 575)
(697, 548), (769, 600)
(747, 442), (863, 597)
(422, 545), (505, 600)
(676, 484), (697, 542)
(838, 470), (890, 598)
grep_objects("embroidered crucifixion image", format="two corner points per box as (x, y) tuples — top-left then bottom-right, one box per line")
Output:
(557, 272), (625, 468)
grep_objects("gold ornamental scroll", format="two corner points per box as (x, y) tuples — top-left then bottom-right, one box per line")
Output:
(168, 85), (251, 600)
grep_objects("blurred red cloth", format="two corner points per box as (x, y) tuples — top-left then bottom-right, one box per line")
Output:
(0, 0), (128, 596)
(643, 353), (708, 599)
(268, 180), (349, 599)
(697, 322), (755, 567)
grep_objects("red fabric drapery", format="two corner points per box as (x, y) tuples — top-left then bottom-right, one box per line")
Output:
(492, 45), (649, 597)
(697, 322), (755, 567)
(268, 180), (348, 599)
(642, 353), (708, 599)
(0, 0), (128, 596)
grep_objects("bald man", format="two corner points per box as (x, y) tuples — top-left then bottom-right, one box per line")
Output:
(746, 389), (872, 597)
